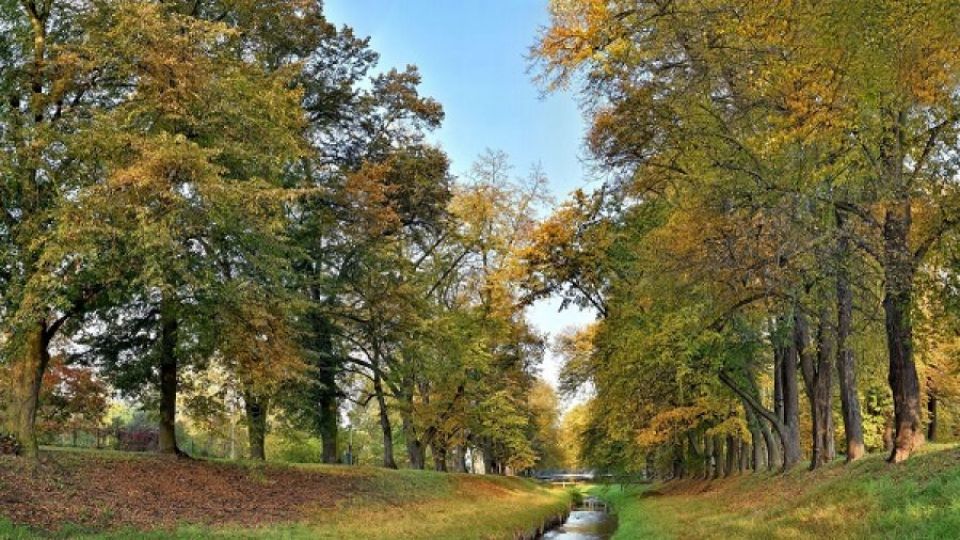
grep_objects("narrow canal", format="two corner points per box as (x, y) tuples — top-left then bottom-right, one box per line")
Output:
(542, 496), (617, 539)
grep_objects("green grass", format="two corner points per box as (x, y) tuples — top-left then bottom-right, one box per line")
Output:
(0, 448), (572, 540)
(590, 444), (960, 540)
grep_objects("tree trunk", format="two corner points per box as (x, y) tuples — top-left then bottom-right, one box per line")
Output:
(318, 387), (339, 464)
(316, 358), (339, 464)
(372, 369), (397, 469)
(311, 315), (340, 464)
(244, 390), (268, 461)
(745, 408), (764, 472)
(703, 434), (714, 480)
(483, 438), (501, 475)
(686, 431), (704, 479)
(835, 212), (866, 462)
(672, 441), (684, 480)
(927, 394), (938, 442)
(725, 435), (737, 477)
(452, 444), (468, 473)
(760, 418), (778, 470)
(158, 308), (180, 455)
(774, 342), (784, 424)
(2, 322), (51, 459)
(779, 332), (803, 469)
(719, 368), (796, 472)
(799, 311), (836, 469)
(712, 435), (723, 479)
(431, 441), (448, 472)
(740, 439), (750, 472)
(403, 414), (425, 470)
(883, 200), (923, 463)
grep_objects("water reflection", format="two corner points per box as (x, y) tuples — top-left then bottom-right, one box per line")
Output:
(542, 497), (617, 540)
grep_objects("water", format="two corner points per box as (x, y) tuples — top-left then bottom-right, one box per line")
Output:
(542, 497), (617, 539)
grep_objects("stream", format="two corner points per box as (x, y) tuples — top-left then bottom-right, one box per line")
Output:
(541, 496), (617, 539)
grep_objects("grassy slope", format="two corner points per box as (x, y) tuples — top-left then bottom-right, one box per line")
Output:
(0, 448), (570, 540)
(592, 444), (960, 540)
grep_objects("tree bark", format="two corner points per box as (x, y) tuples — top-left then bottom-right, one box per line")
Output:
(744, 407), (764, 472)
(798, 310), (836, 469)
(318, 387), (339, 464)
(740, 439), (750, 472)
(158, 308), (180, 455)
(779, 330), (803, 469)
(703, 434), (714, 480)
(879, 114), (923, 462)
(712, 435), (723, 478)
(760, 418), (778, 470)
(835, 211), (866, 462)
(451, 444), (468, 473)
(431, 441), (447, 472)
(310, 314), (339, 464)
(686, 431), (705, 479)
(2, 322), (51, 459)
(244, 391), (268, 461)
(725, 435), (737, 477)
(372, 367), (397, 469)
(482, 437), (499, 475)
(403, 414), (426, 470)
(927, 394), (938, 442)
(719, 368), (798, 471)
(316, 351), (339, 464)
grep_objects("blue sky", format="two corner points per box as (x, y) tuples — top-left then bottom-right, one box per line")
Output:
(324, 0), (597, 392)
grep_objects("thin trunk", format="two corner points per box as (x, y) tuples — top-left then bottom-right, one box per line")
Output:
(158, 308), (180, 455)
(703, 434), (714, 480)
(672, 441), (684, 480)
(927, 394), (938, 442)
(372, 368), (397, 469)
(740, 439), (749, 473)
(836, 211), (866, 461)
(774, 343), (785, 424)
(2, 322), (50, 459)
(712, 435), (723, 479)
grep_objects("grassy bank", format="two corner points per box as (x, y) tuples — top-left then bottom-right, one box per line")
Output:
(591, 444), (960, 539)
(0, 448), (570, 539)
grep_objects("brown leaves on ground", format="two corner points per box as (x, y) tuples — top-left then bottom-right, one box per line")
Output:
(0, 450), (361, 532)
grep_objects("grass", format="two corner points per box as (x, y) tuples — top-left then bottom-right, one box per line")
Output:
(0, 448), (571, 540)
(589, 443), (960, 540)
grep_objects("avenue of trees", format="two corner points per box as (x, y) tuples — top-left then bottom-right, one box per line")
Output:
(6, 0), (960, 484)
(532, 0), (960, 476)
(0, 0), (565, 473)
